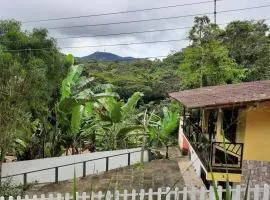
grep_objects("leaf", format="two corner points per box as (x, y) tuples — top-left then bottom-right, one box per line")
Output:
(121, 92), (143, 117)
(71, 105), (84, 135)
(66, 54), (74, 66)
(110, 101), (122, 123)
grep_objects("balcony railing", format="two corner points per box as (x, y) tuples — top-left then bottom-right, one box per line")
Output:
(183, 118), (243, 173)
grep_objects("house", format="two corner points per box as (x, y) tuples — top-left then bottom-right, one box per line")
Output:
(169, 80), (270, 187)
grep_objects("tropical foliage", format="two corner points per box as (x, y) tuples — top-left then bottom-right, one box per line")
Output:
(0, 15), (270, 166)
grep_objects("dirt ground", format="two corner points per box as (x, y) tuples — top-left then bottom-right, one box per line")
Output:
(25, 147), (185, 196)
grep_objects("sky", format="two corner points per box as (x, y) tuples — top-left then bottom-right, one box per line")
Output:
(1, 0), (270, 58)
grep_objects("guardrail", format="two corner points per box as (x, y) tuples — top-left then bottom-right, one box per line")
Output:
(2, 148), (149, 185)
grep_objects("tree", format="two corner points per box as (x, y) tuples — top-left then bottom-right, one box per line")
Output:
(222, 20), (270, 81)
(179, 17), (247, 89)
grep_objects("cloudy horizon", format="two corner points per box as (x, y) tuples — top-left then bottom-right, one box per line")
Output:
(1, 0), (270, 58)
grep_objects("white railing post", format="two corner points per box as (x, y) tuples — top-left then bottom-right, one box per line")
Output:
(166, 187), (171, 200)
(217, 186), (223, 199)
(82, 192), (86, 200)
(183, 187), (187, 200)
(191, 187), (196, 200)
(263, 184), (269, 200)
(90, 192), (95, 200)
(174, 187), (179, 200)
(123, 190), (128, 200)
(235, 185), (241, 200)
(199, 186), (206, 200)
(0, 197), (4, 200)
(254, 184), (260, 200)
(33, 195), (37, 200)
(131, 189), (136, 200)
(57, 193), (61, 200)
(139, 189), (145, 200)
(148, 188), (153, 200)
(16, 196), (21, 200)
(115, 190), (120, 200)
(97, 191), (102, 200)
(41, 194), (45, 200)
(48, 194), (53, 200)
(157, 188), (162, 200)
(105, 191), (111, 200)
(65, 193), (70, 200)
(8, 196), (13, 200)
(209, 186), (215, 200)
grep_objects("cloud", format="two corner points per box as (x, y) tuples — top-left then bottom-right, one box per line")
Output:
(1, 0), (270, 57)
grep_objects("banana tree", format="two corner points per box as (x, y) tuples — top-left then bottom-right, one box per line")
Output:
(57, 55), (117, 154)
(91, 91), (145, 150)
(144, 104), (180, 158)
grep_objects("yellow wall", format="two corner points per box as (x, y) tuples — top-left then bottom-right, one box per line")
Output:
(243, 101), (270, 161)
(206, 172), (241, 182)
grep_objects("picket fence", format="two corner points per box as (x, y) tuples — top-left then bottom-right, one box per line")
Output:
(1, 184), (270, 200)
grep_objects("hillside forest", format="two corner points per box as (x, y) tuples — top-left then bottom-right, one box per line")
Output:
(1, 16), (270, 166)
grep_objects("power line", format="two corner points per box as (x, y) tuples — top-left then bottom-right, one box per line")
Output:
(2, 38), (189, 52)
(44, 4), (270, 30)
(21, 0), (220, 24)
(55, 27), (193, 40)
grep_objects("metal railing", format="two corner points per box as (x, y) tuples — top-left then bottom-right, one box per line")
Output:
(1, 149), (148, 185)
(183, 118), (243, 173)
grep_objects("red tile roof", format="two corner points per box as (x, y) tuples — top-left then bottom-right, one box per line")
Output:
(169, 80), (270, 109)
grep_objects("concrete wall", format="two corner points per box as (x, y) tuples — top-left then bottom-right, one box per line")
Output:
(242, 160), (270, 187)
(2, 148), (148, 184)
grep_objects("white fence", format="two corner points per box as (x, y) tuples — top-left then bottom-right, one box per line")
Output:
(1, 184), (270, 200)
(1, 148), (149, 185)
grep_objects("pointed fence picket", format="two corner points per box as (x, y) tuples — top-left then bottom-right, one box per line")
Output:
(1, 184), (270, 200)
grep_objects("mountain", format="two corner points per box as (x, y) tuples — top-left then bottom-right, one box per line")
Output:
(80, 51), (135, 61)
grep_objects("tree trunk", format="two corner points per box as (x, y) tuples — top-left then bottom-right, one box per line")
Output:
(166, 146), (169, 159)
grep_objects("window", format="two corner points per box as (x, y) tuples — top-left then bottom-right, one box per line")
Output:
(222, 108), (238, 142)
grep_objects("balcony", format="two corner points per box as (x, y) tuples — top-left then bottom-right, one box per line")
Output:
(183, 118), (243, 174)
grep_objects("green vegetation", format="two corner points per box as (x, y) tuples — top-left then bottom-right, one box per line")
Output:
(0, 16), (270, 178)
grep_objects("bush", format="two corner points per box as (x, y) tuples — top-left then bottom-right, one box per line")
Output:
(0, 179), (25, 198)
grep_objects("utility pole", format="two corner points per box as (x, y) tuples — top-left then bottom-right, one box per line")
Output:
(214, 0), (217, 25)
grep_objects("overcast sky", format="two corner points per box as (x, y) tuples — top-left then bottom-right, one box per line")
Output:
(1, 0), (270, 58)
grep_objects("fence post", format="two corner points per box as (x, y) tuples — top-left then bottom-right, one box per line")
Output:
(157, 188), (162, 200)
(106, 157), (109, 172)
(139, 189), (145, 200)
(23, 173), (27, 186)
(263, 184), (270, 200)
(83, 161), (86, 177)
(55, 167), (58, 183)
(128, 153), (131, 166)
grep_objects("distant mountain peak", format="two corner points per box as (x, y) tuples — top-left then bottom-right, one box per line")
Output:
(80, 51), (135, 61)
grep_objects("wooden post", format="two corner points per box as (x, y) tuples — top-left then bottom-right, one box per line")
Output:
(166, 146), (169, 159)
